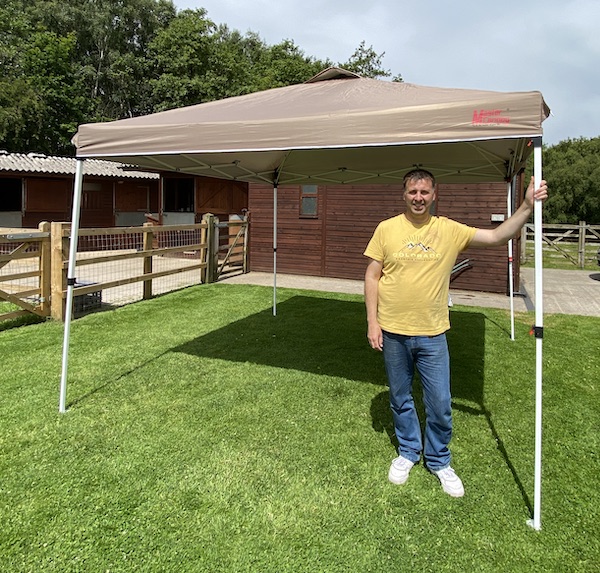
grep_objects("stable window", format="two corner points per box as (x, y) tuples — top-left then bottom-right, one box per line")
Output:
(82, 182), (104, 210)
(164, 177), (194, 212)
(0, 177), (22, 211)
(300, 185), (318, 218)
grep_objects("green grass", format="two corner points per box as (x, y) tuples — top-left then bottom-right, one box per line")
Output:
(1, 284), (599, 572)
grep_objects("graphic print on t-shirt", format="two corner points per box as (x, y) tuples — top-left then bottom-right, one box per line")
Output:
(392, 232), (442, 262)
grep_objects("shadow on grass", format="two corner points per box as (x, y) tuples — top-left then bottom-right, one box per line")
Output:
(450, 309), (532, 512)
(370, 307), (531, 513)
(173, 295), (386, 385)
(68, 349), (172, 409)
(172, 294), (528, 510)
(0, 313), (46, 332)
(369, 309), (488, 448)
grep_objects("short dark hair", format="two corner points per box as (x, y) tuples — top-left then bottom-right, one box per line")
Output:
(403, 169), (436, 190)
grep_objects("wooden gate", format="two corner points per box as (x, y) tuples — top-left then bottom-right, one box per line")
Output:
(0, 225), (51, 321)
(210, 215), (249, 281)
(523, 222), (600, 268)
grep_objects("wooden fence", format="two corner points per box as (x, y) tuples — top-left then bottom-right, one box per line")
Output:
(522, 221), (600, 268)
(0, 214), (248, 322)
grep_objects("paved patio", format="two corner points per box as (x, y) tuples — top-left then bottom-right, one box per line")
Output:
(221, 267), (600, 317)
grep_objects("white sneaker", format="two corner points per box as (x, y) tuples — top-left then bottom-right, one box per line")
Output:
(433, 467), (464, 497)
(388, 455), (415, 485)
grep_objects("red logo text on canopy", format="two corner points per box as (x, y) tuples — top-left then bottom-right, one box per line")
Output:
(472, 109), (511, 125)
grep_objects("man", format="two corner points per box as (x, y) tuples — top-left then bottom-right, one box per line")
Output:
(364, 169), (548, 497)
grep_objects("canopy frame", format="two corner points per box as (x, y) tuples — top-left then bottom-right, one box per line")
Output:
(62, 68), (548, 530)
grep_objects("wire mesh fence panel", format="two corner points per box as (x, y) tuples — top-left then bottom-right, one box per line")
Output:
(74, 226), (205, 310)
(2, 219), (246, 320)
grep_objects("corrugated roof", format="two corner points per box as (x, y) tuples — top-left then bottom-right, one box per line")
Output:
(0, 151), (159, 179)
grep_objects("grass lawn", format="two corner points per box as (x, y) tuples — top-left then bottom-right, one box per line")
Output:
(1, 283), (599, 572)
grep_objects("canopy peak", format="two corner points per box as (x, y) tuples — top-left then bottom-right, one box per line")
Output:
(305, 67), (361, 84)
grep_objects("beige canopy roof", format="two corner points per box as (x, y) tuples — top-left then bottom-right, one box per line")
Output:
(73, 67), (550, 184)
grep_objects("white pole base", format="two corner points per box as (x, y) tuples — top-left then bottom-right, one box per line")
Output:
(526, 518), (541, 531)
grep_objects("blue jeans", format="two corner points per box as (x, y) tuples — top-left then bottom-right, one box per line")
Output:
(382, 331), (452, 471)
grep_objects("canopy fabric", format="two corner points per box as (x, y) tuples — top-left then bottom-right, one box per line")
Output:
(73, 67), (550, 185)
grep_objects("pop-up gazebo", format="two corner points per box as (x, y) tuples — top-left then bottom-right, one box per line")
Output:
(66, 67), (550, 528)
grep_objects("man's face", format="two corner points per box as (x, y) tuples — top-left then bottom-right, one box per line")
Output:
(403, 177), (436, 220)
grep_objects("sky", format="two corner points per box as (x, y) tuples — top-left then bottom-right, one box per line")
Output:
(173, 0), (600, 146)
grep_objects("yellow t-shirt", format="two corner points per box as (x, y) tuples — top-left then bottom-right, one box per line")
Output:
(364, 214), (477, 336)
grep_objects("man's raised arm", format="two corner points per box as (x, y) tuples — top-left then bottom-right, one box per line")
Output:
(470, 176), (548, 248)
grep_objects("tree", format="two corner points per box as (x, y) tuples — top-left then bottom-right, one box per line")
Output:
(148, 13), (331, 111)
(0, 0), (37, 152)
(27, 0), (177, 119)
(0, 23), (87, 154)
(0, 0), (178, 153)
(148, 9), (217, 111)
(251, 39), (331, 90)
(526, 137), (600, 224)
(339, 40), (401, 80)
(0, 79), (45, 153)
(0, 0), (403, 154)
(21, 31), (88, 154)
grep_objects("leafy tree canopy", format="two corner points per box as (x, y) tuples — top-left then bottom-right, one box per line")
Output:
(340, 40), (403, 82)
(0, 0), (395, 155)
(526, 137), (600, 224)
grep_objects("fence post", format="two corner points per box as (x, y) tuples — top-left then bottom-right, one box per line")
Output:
(38, 221), (52, 317)
(520, 225), (528, 264)
(578, 221), (586, 268)
(201, 213), (218, 283)
(200, 215), (208, 284)
(142, 223), (154, 299)
(243, 212), (249, 274)
(211, 216), (220, 282)
(50, 222), (69, 321)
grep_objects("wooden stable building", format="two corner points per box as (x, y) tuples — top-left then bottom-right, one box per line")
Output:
(0, 152), (160, 228)
(247, 180), (523, 294)
(160, 172), (248, 225)
(0, 152), (247, 229)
